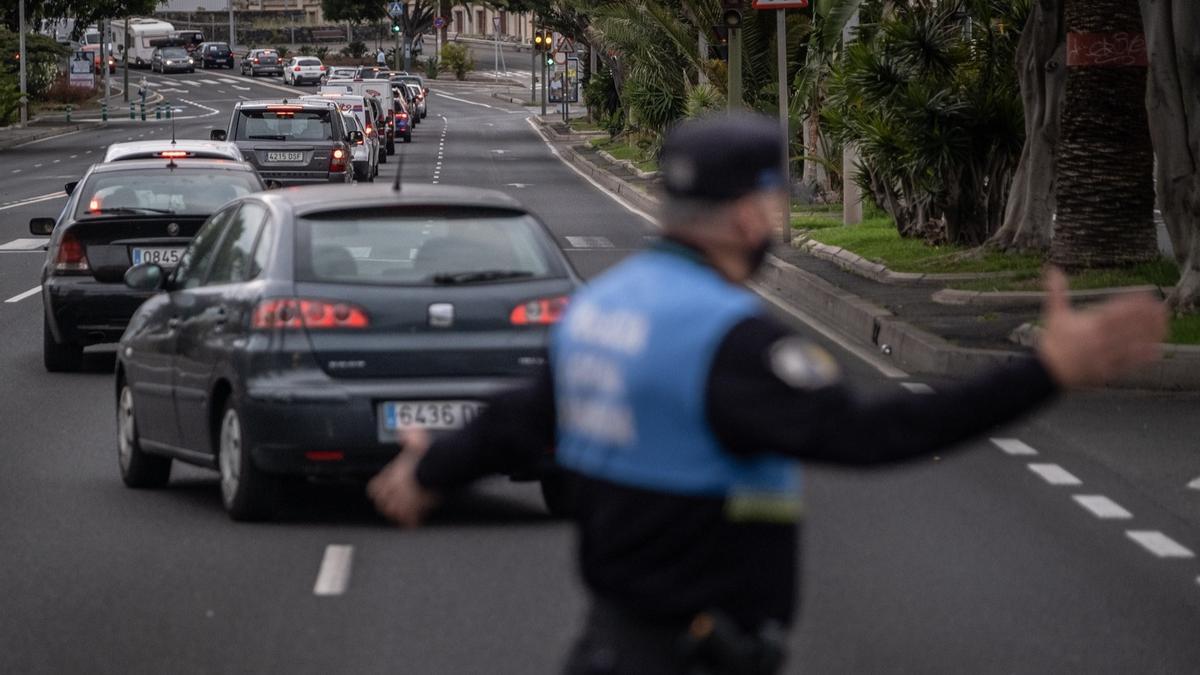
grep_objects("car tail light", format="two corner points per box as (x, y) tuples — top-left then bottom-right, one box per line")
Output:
(159, 150), (189, 158)
(330, 147), (348, 173)
(510, 297), (568, 326)
(395, 112), (409, 120)
(252, 299), (369, 330)
(305, 451), (344, 461)
(319, 65), (326, 71)
(267, 104), (302, 111)
(252, 57), (259, 63)
(54, 231), (89, 274)
(294, 66), (302, 72)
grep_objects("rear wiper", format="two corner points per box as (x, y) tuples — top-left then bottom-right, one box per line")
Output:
(248, 134), (287, 140)
(431, 270), (534, 285)
(88, 206), (176, 215)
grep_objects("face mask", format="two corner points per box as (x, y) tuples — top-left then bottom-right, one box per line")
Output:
(747, 237), (772, 276)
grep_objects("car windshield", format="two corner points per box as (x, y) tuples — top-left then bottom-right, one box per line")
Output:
(298, 58), (321, 67)
(329, 68), (356, 78)
(162, 48), (188, 58)
(236, 109), (333, 141)
(297, 210), (564, 286)
(75, 168), (261, 219)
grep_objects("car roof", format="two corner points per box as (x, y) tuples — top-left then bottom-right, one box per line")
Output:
(88, 158), (258, 174)
(104, 140), (243, 162)
(260, 184), (529, 217)
(235, 99), (337, 109)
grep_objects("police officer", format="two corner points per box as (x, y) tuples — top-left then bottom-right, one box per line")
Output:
(368, 114), (1167, 674)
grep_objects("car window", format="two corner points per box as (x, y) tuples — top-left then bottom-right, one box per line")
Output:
(296, 209), (565, 286)
(75, 168), (261, 219)
(174, 206), (235, 290)
(235, 108), (333, 142)
(298, 58), (321, 67)
(207, 202), (267, 286)
(250, 217), (276, 278)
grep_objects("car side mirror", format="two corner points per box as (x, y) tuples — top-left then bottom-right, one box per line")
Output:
(265, 179), (283, 190)
(29, 217), (55, 235)
(349, 130), (364, 144)
(210, 129), (227, 141)
(64, 181), (78, 196)
(124, 263), (167, 292)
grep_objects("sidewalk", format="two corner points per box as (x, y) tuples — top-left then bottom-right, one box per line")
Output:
(532, 116), (1200, 391)
(0, 119), (96, 150)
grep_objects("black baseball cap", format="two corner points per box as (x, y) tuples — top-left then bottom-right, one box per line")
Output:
(659, 113), (785, 203)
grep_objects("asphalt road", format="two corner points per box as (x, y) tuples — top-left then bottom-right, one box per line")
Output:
(2, 67), (1199, 674)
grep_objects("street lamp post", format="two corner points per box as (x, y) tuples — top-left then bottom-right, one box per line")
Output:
(18, 0), (28, 126)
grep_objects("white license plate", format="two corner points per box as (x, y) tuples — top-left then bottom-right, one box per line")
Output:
(381, 400), (484, 431)
(131, 246), (184, 267)
(266, 151), (304, 163)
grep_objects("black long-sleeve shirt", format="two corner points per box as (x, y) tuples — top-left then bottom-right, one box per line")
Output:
(415, 313), (1058, 627)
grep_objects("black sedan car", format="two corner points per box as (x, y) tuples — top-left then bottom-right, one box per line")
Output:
(115, 184), (582, 521)
(33, 159), (265, 371)
(197, 41), (234, 69)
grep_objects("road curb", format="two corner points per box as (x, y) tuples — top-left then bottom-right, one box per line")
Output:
(795, 238), (1022, 285)
(933, 285), (1168, 307)
(541, 122), (1200, 390)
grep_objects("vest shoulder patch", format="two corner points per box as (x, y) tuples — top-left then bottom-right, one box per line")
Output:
(767, 337), (841, 390)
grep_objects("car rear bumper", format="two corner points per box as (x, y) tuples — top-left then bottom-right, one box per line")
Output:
(160, 63), (193, 72)
(256, 170), (349, 186)
(45, 276), (156, 345)
(242, 377), (531, 478)
(251, 66), (283, 75)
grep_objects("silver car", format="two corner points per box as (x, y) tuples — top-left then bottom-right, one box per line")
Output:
(342, 111), (379, 182)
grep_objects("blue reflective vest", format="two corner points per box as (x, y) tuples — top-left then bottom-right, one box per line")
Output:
(552, 245), (799, 500)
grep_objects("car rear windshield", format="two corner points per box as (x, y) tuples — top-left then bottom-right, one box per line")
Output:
(75, 169), (261, 219)
(236, 109), (333, 141)
(298, 58), (322, 66)
(296, 209), (565, 286)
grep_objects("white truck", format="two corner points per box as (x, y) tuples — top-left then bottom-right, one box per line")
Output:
(320, 80), (396, 156)
(111, 18), (175, 68)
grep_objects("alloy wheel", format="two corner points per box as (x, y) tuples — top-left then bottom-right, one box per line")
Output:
(218, 407), (242, 507)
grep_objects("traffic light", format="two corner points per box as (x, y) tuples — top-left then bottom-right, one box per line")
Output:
(721, 0), (743, 27)
(546, 55), (554, 67)
(533, 31), (548, 52)
(391, 22), (401, 34)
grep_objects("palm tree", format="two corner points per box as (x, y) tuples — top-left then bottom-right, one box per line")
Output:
(1049, 0), (1157, 268)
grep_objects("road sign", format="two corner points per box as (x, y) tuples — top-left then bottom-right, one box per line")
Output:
(387, 1), (404, 18)
(751, 0), (810, 7)
(434, 16), (446, 29)
(554, 35), (575, 54)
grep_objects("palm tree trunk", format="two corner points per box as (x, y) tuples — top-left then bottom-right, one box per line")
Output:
(1050, 0), (1158, 268)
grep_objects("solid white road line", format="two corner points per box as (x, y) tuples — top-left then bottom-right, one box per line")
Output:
(0, 238), (47, 251)
(5, 286), (42, 304)
(901, 382), (935, 394)
(990, 437), (1039, 456)
(1027, 463), (1083, 486)
(435, 92), (495, 109)
(525, 116), (656, 225)
(753, 285), (911, 379)
(1125, 531), (1195, 558)
(1072, 495), (1133, 520)
(313, 544), (354, 596)
(0, 192), (66, 211)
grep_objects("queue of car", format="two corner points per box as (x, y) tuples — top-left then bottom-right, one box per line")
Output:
(26, 70), (575, 521)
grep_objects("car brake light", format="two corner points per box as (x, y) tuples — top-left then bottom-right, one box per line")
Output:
(306, 451), (344, 461)
(267, 104), (302, 111)
(252, 299), (369, 330)
(395, 112), (408, 120)
(253, 57), (259, 63)
(294, 66), (302, 71)
(330, 147), (348, 172)
(159, 150), (189, 158)
(54, 231), (89, 273)
(319, 65), (326, 71)
(510, 297), (568, 326)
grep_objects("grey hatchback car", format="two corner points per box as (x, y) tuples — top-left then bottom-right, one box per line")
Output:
(211, 100), (361, 186)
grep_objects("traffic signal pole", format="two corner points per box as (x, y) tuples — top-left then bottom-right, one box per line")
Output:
(777, 9), (791, 243)
(728, 27), (742, 111)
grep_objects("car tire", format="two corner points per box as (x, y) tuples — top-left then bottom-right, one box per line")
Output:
(188, 68), (194, 73)
(379, 147), (388, 163)
(217, 397), (280, 522)
(117, 380), (172, 488)
(386, 138), (395, 155)
(539, 472), (574, 517)
(43, 314), (82, 372)
(404, 132), (412, 143)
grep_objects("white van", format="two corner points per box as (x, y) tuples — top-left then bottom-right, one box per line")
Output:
(111, 18), (175, 68)
(321, 79), (395, 155)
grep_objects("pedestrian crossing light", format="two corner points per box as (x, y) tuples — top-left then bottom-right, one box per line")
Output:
(546, 55), (554, 67)
(391, 23), (401, 34)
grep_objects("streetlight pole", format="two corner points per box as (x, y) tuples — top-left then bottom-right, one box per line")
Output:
(18, 0), (28, 126)
(841, 7), (862, 226)
(229, 0), (236, 50)
(777, 9), (790, 243)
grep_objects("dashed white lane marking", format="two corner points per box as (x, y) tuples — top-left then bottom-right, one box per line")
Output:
(901, 382), (934, 394)
(1073, 495), (1132, 519)
(232, 85), (251, 91)
(196, 78), (222, 85)
(1125, 531), (1195, 558)
(5, 286), (42, 304)
(753, 285), (910, 379)
(33, 163), (43, 168)
(0, 238), (47, 251)
(991, 438), (1038, 456)
(0, 192), (65, 211)
(69, 154), (77, 159)
(1187, 476), (1200, 490)
(11, 169), (20, 174)
(313, 544), (354, 596)
(565, 236), (614, 249)
(1027, 463), (1082, 486)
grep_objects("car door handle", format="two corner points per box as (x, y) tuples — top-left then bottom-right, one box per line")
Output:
(167, 317), (181, 330)
(214, 308), (227, 324)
